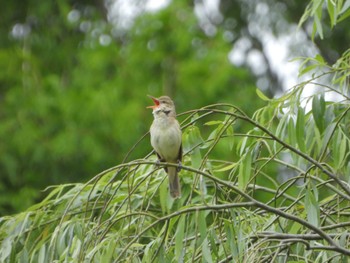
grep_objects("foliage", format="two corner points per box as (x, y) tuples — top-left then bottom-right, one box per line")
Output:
(2, 0), (349, 214)
(1, 66), (350, 261)
(1, 0), (350, 261)
(299, 0), (350, 39)
(0, 0), (258, 214)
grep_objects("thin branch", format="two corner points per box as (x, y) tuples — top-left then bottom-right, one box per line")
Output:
(114, 201), (256, 262)
(255, 232), (350, 240)
(194, 108), (350, 197)
(116, 160), (350, 256)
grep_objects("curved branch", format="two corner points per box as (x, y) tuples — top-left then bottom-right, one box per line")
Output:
(120, 160), (350, 256)
(195, 107), (350, 198)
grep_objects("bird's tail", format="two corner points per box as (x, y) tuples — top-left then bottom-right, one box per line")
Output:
(168, 167), (181, 198)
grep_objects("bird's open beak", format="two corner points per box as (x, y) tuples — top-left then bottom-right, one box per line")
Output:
(147, 95), (160, 109)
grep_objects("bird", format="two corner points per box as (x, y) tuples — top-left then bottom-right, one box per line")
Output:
(147, 95), (182, 198)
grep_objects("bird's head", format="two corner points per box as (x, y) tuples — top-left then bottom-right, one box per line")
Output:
(147, 95), (176, 117)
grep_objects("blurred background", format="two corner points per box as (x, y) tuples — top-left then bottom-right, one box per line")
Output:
(1, 0), (349, 214)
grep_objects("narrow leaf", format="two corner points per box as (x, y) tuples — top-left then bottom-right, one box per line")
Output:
(320, 123), (337, 158)
(327, 0), (336, 27)
(238, 152), (252, 190)
(340, 0), (350, 15)
(288, 117), (296, 146)
(159, 176), (168, 214)
(188, 126), (203, 169)
(197, 211), (207, 245)
(338, 7), (350, 23)
(208, 229), (218, 258)
(314, 14), (324, 39)
(204, 121), (222, 126)
(256, 88), (270, 101)
(305, 188), (320, 227)
(175, 216), (185, 261)
(299, 63), (318, 77)
(38, 245), (46, 263)
(226, 124), (234, 151)
(312, 95), (325, 133)
(296, 107), (306, 152)
(214, 162), (237, 172)
(201, 238), (213, 263)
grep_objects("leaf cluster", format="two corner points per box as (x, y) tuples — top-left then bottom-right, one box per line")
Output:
(1, 69), (350, 261)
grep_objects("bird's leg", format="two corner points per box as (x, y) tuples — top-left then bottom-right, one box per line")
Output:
(155, 153), (165, 165)
(155, 153), (168, 172)
(177, 160), (182, 172)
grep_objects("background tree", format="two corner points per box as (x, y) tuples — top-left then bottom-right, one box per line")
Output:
(0, 0), (259, 213)
(0, 0), (349, 227)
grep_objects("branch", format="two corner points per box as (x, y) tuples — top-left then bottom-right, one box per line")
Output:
(120, 160), (350, 256)
(255, 232), (350, 240)
(195, 108), (350, 198)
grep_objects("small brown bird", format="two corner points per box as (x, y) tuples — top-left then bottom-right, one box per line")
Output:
(147, 95), (182, 198)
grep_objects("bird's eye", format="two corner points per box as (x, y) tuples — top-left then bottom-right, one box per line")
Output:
(163, 110), (171, 115)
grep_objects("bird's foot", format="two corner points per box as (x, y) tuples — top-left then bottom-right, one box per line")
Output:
(154, 158), (165, 169)
(177, 161), (182, 172)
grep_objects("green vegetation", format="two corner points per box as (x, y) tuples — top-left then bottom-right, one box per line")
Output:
(1, 0), (350, 261)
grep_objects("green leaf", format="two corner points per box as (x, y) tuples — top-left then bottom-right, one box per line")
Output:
(298, 2), (312, 28)
(175, 216), (185, 262)
(159, 177), (168, 214)
(315, 5), (324, 39)
(320, 122), (337, 158)
(238, 151), (252, 190)
(312, 4), (324, 40)
(142, 241), (153, 262)
(339, 231), (348, 247)
(238, 136), (248, 156)
(201, 238), (213, 263)
(340, 0), (350, 15)
(224, 219), (238, 258)
(338, 6), (350, 22)
(186, 126), (203, 169)
(0, 238), (12, 262)
(191, 148), (202, 169)
(17, 248), (29, 263)
(312, 94), (325, 133)
(197, 211), (207, 245)
(288, 117), (297, 146)
(289, 221), (302, 234)
(214, 162), (237, 172)
(299, 63), (318, 77)
(226, 124), (234, 151)
(305, 188), (320, 227)
(38, 244), (46, 263)
(101, 240), (116, 262)
(256, 88), (270, 101)
(296, 107), (306, 152)
(208, 229), (218, 258)
(204, 120), (222, 126)
(327, 0), (337, 27)
(275, 114), (288, 138)
(332, 130), (348, 169)
(315, 54), (326, 64)
(311, 0), (323, 14)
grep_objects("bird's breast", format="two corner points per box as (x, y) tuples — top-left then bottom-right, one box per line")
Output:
(150, 118), (181, 162)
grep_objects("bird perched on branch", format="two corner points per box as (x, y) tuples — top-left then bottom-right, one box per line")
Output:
(147, 95), (182, 198)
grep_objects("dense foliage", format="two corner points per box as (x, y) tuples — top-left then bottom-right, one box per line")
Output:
(1, 0), (350, 262)
(0, 0), (260, 214)
(1, 73), (350, 261)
